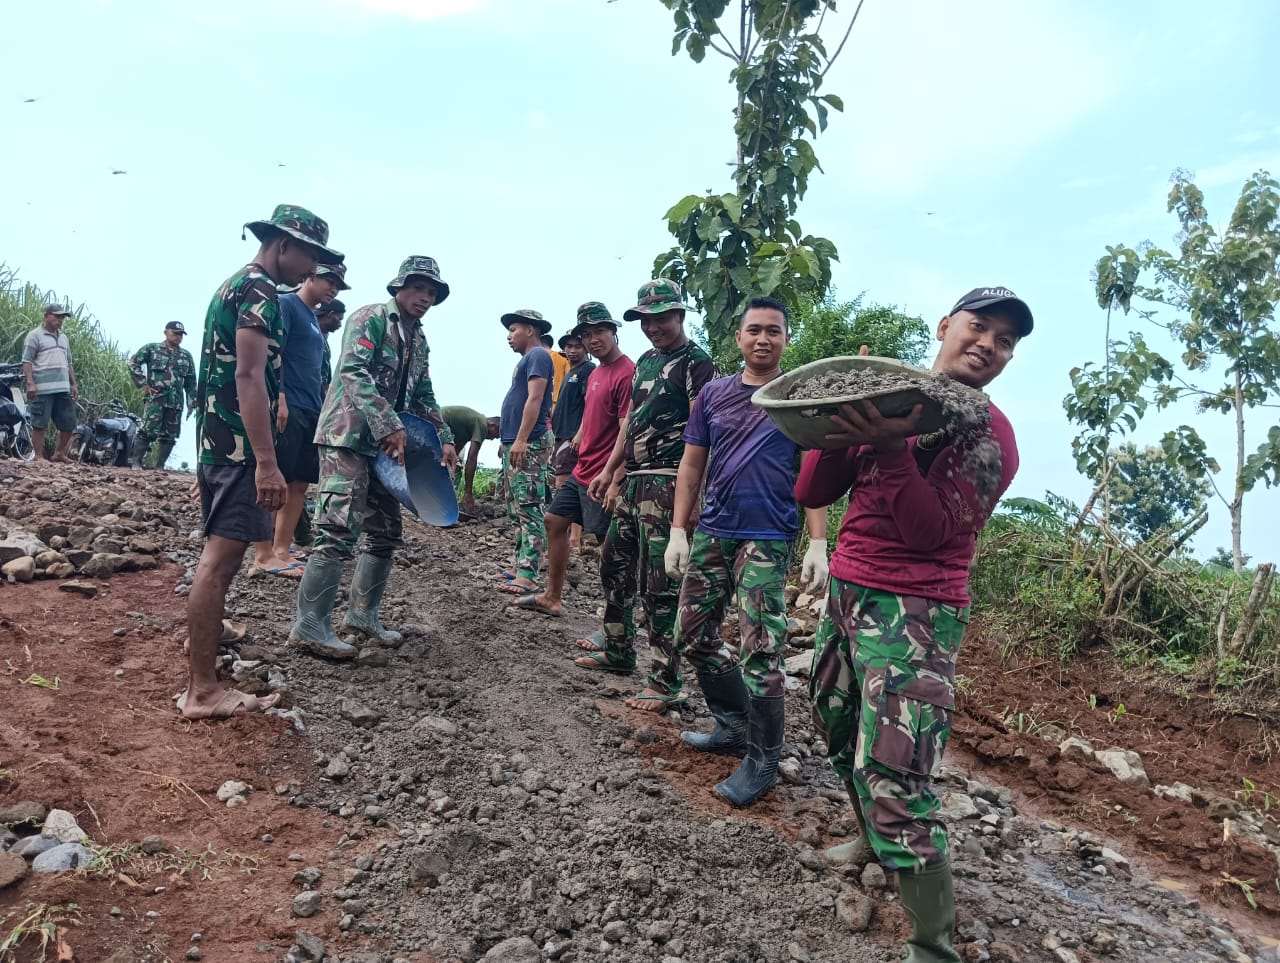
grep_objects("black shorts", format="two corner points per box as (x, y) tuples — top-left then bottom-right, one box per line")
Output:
(551, 439), (578, 477)
(29, 391), (76, 432)
(277, 407), (320, 484)
(198, 463), (273, 543)
(548, 476), (610, 538)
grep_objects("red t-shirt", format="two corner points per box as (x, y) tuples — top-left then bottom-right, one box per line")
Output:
(794, 402), (1019, 607)
(572, 354), (636, 487)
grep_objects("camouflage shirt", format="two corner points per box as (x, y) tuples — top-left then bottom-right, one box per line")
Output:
(624, 340), (716, 474)
(195, 264), (282, 466)
(313, 299), (453, 457)
(129, 341), (196, 410)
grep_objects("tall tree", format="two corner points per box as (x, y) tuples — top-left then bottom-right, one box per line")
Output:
(650, 0), (863, 364)
(782, 292), (930, 371)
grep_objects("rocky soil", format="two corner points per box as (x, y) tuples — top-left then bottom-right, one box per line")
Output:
(2, 459), (1279, 962)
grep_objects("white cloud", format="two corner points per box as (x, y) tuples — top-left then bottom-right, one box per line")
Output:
(323, 0), (486, 19)
(824, 0), (1115, 195)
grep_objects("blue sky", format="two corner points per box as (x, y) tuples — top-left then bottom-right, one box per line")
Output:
(2, 0), (1278, 561)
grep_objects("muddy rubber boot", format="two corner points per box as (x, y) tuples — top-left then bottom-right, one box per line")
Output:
(129, 433), (151, 469)
(290, 555), (355, 660)
(898, 860), (962, 963)
(680, 664), (749, 757)
(714, 694), (784, 807)
(154, 440), (175, 470)
(343, 553), (402, 645)
(826, 779), (875, 867)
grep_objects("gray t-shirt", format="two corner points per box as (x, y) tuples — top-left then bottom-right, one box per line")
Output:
(22, 327), (73, 395)
(499, 346), (554, 445)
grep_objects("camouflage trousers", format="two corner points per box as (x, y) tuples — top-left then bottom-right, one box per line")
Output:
(501, 437), (550, 582)
(809, 577), (967, 873)
(311, 445), (402, 562)
(599, 473), (680, 693)
(675, 533), (791, 698)
(139, 401), (181, 444)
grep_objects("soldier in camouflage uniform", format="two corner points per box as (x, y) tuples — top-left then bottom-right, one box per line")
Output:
(663, 297), (830, 806)
(797, 286), (1034, 962)
(494, 309), (555, 594)
(574, 280), (715, 712)
(290, 256), (458, 661)
(183, 204), (342, 721)
(128, 321), (197, 468)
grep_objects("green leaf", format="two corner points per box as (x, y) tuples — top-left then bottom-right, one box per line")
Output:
(822, 93), (844, 111)
(756, 257), (786, 295)
(721, 193), (743, 224)
(663, 194), (704, 224)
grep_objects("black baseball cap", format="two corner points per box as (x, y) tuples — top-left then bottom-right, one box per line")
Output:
(317, 298), (346, 317)
(949, 287), (1033, 337)
(164, 321), (186, 333)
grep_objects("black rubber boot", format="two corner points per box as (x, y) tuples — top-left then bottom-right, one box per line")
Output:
(680, 664), (749, 756)
(343, 554), (402, 645)
(290, 555), (355, 660)
(154, 440), (175, 469)
(898, 860), (962, 963)
(713, 694), (784, 807)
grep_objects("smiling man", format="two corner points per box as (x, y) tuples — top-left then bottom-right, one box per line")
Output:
(797, 287), (1032, 963)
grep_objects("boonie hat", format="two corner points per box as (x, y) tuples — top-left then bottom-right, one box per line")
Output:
(500, 308), (552, 336)
(622, 279), (694, 322)
(387, 256), (450, 303)
(949, 286), (1033, 337)
(557, 331), (584, 349)
(44, 303), (72, 317)
(315, 262), (350, 291)
(571, 301), (618, 337)
(244, 204), (343, 265)
(164, 321), (187, 333)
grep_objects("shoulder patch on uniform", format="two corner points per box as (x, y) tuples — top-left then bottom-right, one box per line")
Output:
(357, 336), (376, 350)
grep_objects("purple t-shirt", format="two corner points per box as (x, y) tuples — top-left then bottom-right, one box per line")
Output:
(684, 374), (800, 540)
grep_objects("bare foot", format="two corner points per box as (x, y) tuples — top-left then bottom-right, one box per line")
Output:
(177, 687), (280, 720)
(624, 687), (683, 713)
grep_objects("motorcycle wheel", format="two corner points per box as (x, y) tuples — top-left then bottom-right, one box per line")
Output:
(13, 423), (35, 462)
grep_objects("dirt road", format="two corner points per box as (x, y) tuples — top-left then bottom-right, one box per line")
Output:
(2, 460), (1278, 963)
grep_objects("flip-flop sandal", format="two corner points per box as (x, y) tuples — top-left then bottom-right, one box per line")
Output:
(574, 630), (606, 652)
(509, 594), (562, 618)
(572, 650), (636, 675)
(626, 691), (689, 711)
(496, 580), (538, 595)
(178, 689), (280, 720)
(251, 562), (304, 579)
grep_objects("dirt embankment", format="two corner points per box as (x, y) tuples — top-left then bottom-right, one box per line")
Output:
(2, 459), (1278, 963)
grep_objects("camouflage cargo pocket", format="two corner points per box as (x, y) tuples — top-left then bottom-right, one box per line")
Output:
(866, 664), (954, 779)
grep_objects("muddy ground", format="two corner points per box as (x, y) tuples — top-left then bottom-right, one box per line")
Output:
(2, 460), (1279, 963)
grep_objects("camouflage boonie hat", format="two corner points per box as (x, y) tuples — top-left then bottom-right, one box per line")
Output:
(43, 303), (72, 317)
(622, 278), (693, 321)
(244, 204), (343, 265)
(571, 301), (618, 337)
(386, 256), (450, 303)
(315, 262), (350, 291)
(558, 331), (585, 349)
(500, 308), (552, 336)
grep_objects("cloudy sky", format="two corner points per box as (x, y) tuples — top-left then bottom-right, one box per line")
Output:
(3, 0), (1279, 560)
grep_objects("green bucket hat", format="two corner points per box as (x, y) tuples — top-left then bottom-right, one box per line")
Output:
(243, 204), (343, 265)
(315, 262), (350, 291)
(386, 256), (450, 303)
(500, 308), (552, 336)
(622, 278), (694, 321)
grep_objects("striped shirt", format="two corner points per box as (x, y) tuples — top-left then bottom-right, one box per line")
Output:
(21, 327), (73, 395)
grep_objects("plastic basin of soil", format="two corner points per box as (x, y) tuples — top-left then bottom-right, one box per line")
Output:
(751, 356), (950, 450)
(374, 413), (459, 527)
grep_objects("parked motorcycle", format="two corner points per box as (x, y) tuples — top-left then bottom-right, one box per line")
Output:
(72, 401), (140, 467)
(0, 363), (35, 461)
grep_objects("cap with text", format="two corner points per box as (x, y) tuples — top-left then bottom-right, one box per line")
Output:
(949, 287), (1033, 337)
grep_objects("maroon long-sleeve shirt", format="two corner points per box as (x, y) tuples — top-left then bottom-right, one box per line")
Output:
(794, 402), (1018, 606)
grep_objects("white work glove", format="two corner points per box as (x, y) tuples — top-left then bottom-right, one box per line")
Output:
(801, 538), (829, 594)
(664, 527), (691, 580)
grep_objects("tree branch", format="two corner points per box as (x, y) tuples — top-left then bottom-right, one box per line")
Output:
(707, 35), (739, 61)
(819, 0), (866, 79)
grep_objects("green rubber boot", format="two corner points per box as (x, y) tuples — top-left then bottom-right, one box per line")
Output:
(824, 779), (875, 868)
(898, 860), (962, 963)
(153, 439), (175, 470)
(290, 555), (355, 660)
(343, 554), (402, 645)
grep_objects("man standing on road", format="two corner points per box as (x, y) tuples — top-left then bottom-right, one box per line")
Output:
(128, 321), (197, 469)
(250, 264), (346, 576)
(664, 297), (829, 807)
(290, 256), (458, 660)
(574, 280), (715, 713)
(443, 405), (500, 517)
(550, 325), (596, 548)
(798, 287), (1031, 962)
(183, 203), (342, 719)
(510, 303), (633, 617)
(22, 304), (79, 462)
(495, 310), (554, 596)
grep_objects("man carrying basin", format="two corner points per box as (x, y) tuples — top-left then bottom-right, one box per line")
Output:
(795, 287), (1031, 963)
(290, 256), (458, 660)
